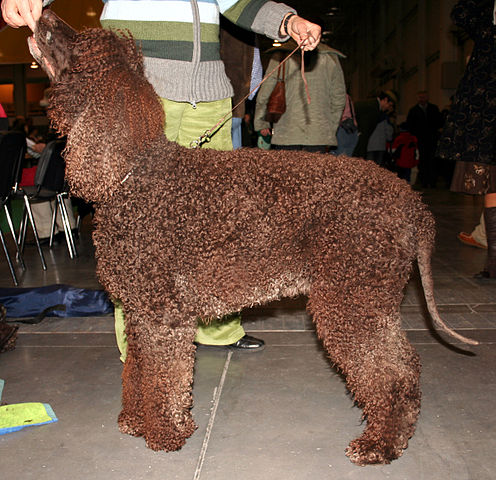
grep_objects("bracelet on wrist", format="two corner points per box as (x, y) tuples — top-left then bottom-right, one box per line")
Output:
(282, 12), (296, 36)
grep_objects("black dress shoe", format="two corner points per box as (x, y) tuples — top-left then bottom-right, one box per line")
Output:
(51, 232), (65, 245)
(229, 334), (265, 351)
(31, 232), (63, 246)
(195, 334), (265, 352)
(474, 270), (495, 279)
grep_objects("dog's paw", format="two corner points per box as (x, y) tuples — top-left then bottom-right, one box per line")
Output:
(145, 435), (187, 452)
(118, 411), (144, 438)
(144, 420), (197, 452)
(345, 437), (403, 466)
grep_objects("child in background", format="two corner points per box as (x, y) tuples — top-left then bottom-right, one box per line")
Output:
(392, 122), (419, 183)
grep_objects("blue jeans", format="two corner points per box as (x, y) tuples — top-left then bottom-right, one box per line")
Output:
(231, 117), (243, 150)
(334, 126), (359, 156)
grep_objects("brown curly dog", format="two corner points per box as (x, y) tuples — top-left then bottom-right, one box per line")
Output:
(28, 10), (477, 466)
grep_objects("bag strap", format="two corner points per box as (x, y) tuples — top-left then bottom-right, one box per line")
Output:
(349, 96), (356, 123)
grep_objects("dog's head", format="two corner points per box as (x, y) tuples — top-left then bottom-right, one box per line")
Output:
(28, 10), (165, 203)
(28, 9), (77, 82)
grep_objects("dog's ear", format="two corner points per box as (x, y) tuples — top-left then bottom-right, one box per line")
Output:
(62, 65), (164, 204)
(49, 28), (164, 142)
(109, 33), (166, 145)
(112, 66), (165, 150)
(116, 30), (147, 76)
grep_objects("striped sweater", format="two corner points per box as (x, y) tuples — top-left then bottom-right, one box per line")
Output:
(99, 0), (295, 103)
(43, 0), (294, 103)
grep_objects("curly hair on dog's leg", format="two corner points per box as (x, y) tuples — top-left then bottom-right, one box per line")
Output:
(119, 328), (146, 438)
(121, 316), (198, 451)
(343, 328), (421, 466)
(309, 276), (421, 466)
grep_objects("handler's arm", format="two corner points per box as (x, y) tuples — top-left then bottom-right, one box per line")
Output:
(221, 0), (321, 51)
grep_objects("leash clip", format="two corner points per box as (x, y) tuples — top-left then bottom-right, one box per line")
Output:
(190, 130), (212, 149)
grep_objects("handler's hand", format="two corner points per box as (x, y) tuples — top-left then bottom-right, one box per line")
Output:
(260, 128), (272, 137)
(1, 0), (43, 31)
(285, 15), (321, 51)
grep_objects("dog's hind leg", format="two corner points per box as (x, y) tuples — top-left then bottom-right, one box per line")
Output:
(308, 283), (421, 465)
(118, 312), (198, 451)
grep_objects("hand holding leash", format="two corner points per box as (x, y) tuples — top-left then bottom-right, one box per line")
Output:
(280, 13), (321, 51)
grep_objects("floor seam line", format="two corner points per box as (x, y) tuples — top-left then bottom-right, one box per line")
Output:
(193, 349), (232, 480)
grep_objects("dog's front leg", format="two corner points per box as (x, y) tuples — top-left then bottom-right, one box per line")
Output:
(119, 332), (146, 438)
(118, 312), (198, 451)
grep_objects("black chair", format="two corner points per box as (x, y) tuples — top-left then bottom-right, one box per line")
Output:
(0, 131), (27, 285)
(18, 138), (78, 260)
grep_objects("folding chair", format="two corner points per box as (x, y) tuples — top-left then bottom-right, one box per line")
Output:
(19, 138), (77, 261)
(0, 132), (27, 285)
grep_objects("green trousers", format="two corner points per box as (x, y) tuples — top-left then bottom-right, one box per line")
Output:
(114, 98), (245, 362)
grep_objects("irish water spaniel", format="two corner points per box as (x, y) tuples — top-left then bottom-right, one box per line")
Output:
(28, 10), (477, 466)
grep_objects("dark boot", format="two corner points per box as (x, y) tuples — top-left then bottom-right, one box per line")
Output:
(477, 207), (496, 278)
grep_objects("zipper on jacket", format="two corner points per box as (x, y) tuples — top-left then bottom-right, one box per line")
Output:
(189, 0), (202, 107)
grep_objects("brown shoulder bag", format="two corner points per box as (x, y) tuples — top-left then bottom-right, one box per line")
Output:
(265, 63), (286, 123)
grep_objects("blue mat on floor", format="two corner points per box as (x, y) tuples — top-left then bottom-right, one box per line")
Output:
(0, 284), (113, 319)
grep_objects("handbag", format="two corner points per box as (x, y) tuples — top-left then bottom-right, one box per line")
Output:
(339, 95), (358, 134)
(340, 117), (358, 134)
(265, 63), (286, 123)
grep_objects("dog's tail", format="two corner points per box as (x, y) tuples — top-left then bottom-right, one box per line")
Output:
(417, 228), (479, 346)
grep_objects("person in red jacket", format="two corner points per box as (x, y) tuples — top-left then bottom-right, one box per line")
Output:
(391, 122), (419, 183)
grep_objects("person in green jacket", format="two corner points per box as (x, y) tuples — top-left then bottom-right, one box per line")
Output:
(255, 44), (346, 152)
(3, 0), (321, 360)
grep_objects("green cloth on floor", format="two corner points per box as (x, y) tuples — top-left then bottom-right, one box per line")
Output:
(0, 402), (58, 435)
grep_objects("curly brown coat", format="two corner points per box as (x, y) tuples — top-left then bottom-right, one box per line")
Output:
(29, 10), (476, 466)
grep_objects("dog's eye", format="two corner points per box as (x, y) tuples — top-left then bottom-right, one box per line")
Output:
(46, 31), (52, 44)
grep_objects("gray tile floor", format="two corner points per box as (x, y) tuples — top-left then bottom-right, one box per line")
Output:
(1, 188), (495, 480)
